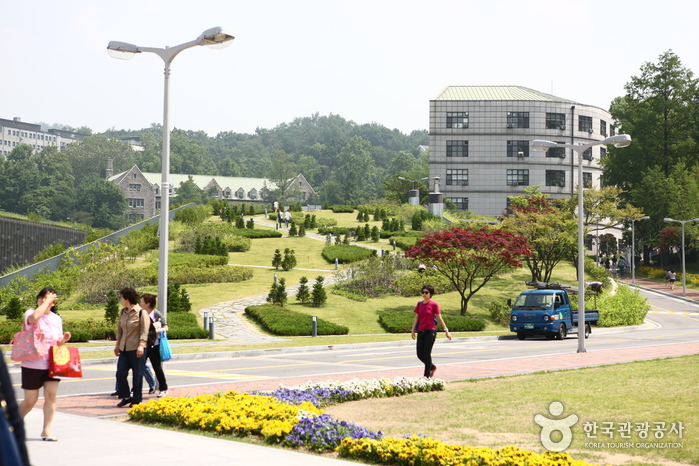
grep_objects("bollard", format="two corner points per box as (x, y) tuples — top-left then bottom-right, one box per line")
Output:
(335, 258), (338, 270)
(265, 208), (268, 218)
(209, 320), (215, 340)
(312, 315), (317, 337)
(274, 273), (278, 285)
(203, 311), (209, 330)
(381, 247), (385, 257)
(392, 240), (396, 251)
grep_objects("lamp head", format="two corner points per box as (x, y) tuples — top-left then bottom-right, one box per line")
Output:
(107, 41), (140, 60)
(531, 140), (557, 152)
(604, 134), (632, 148)
(640, 216), (650, 220)
(663, 218), (674, 222)
(197, 26), (235, 49)
(398, 176), (406, 181)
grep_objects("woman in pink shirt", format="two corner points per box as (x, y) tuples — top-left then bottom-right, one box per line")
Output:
(19, 287), (71, 442)
(411, 285), (451, 378)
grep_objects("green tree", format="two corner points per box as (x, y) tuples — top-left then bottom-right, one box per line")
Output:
(271, 249), (282, 269)
(265, 150), (300, 204)
(174, 176), (206, 205)
(62, 134), (136, 186)
(296, 276), (310, 304)
(169, 129), (216, 175)
(3, 296), (23, 320)
(104, 290), (120, 324)
(333, 136), (377, 204)
(604, 50), (698, 198)
(311, 276), (327, 307)
(282, 248), (297, 271)
(77, 177), (127, 229)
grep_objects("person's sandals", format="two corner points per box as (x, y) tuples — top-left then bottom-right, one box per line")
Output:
(41, 436), (58, 442)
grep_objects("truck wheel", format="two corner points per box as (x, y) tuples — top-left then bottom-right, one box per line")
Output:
(556, 323), (567, 340)
(517, 332), (526, 340)
(584, 323), (591, 339)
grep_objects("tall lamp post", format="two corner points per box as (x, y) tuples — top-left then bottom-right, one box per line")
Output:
(108, 27), (235, 320)
(532, 134), (632, 353)
(662, 217), (699, 297)
(630, 216), (649, 285)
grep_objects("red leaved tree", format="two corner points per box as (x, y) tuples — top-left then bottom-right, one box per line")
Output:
(405, 226), (532, 315)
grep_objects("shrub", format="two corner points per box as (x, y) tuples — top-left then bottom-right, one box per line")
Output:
(596, 284), (650, 327)
(3, 296), (23, 321)
(267, 278), (288, 307)
(245, 304), (348, 335)
(166, 312), (209, 339)
(104, 290), (120, 325)
(168, 265), (252, 285)
(322, 245), (376, 264)
(174, 205), (212, 225)
(33, 243), (66, 263)
(488, 300), (511, 326)
(315, 217), (338, 228)
(394, 270), (456, 297)
(331, 205), (354, 213)
(296, 277), (310, 304)
(388, 236), (419, 250)
(378, 310), (486, 333)
(167, 283), (192, 313)
(281, 249), (297, 271)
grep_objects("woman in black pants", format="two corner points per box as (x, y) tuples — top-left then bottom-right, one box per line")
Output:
(411, 285), (451, 378)
(140, 293), (169, 397)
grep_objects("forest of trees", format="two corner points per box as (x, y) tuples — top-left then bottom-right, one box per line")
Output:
(0, 113), (429, 229)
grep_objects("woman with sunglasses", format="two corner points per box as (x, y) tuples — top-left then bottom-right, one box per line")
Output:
(411, 285), (451, 378)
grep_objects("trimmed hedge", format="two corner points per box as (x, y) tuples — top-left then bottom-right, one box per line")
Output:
(388, 236), (419, 250)
(245, 304), (348, 336)
(166, 312), (209, 339)
(322, 245), (377, 264)
(331, 205), (354, 213)
(167, 253), (228, 268)
(168, 265), (253, 285)
(229, 229), (283, 239)
(378, 310), (486, 333)
(317, 227), (353, 236)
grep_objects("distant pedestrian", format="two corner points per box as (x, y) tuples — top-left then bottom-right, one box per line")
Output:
(664, 269), (671, 287)
(411, 285), (451, 378)
(668, 269), (677, 290)
(284, 209), (291, 228)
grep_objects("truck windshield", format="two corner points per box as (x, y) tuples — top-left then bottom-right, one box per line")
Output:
(513, 293), (555, 308)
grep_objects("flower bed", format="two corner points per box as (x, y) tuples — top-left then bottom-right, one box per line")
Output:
(128, 377), (603, 465)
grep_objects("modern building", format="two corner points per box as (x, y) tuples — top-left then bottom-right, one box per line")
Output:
(429, 86), (615, 217)
(0, 117), (87, 156)
(107, 162), (317, 222)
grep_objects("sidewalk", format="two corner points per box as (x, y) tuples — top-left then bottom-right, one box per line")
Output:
(617, 274), (699, 302)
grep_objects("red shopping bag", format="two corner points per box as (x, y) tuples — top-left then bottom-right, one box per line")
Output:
(48, 346), (82, 378)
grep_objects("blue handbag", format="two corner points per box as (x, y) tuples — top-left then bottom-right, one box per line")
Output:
(159, 331), (172, 362)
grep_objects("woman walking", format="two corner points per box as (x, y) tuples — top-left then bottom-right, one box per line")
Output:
(411, 285), (451, 378)
(19, 287), (71, 442)
(114, 287), (150, 407)
(140, 293), (169, 398)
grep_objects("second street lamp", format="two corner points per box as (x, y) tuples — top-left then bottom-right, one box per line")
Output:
(531, 134), (632, 353)
(398, 176), (428, 206)
(108, 27), (235, 320)
(663, 217), (699, 297)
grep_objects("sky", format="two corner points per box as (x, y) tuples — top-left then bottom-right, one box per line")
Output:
(2, 0), (698, 137)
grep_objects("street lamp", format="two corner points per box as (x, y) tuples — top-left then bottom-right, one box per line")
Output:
(630, 216), (649, 285)
(532, 134), (632, 353)
(663, 217), (699, 296)
(398, 176), (429, 206)
(108, 27), (235, 320)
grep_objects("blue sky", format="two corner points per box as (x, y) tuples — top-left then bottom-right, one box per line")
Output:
(1, 0), (697, 136)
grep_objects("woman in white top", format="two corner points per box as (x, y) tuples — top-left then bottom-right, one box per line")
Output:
(19, 287), (71, 442)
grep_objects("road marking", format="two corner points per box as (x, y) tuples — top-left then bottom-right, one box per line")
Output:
(165, 369), (274, 381)
(648, 311), (699, 316)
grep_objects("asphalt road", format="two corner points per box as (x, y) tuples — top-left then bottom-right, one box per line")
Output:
(10, 286), (698, 399)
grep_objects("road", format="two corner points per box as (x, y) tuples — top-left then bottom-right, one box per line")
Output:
(9, 287), (698, 405)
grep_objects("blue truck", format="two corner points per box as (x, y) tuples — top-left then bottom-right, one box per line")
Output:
(509, 282), (599, 340)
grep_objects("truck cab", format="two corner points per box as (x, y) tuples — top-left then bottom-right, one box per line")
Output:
(509, 283), (598, 340)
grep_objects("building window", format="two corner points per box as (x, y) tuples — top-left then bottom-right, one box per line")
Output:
(128, 213), (144, 222)
(133, 173), (137, 178)
(600, 120), (607, 137)
(507, 169), (529, 186)
(447, 197), (468, 211)
(582, 148), (592, 161)
(599, 147), (607, 158)
(223, 189), (231, 198)
(546, 142), (566, 158)
(128, 198), (145, 209)
(546, 113), (566, 130)
(446, 140), (468, 157)
(507, 140), (529, 158)
(583, 172), (593, 187)
(128, 184), (141, 191)
(249, 189), (257, 199)
(579, 115), (593, 133)
(446, 112), (468, 129)
(506, 112), (529, 128)
(610, 124), (616, 136)
(236, 188), (244, 199)
(545, 170), (566, 187)
(446, 169), (468, 186)
(156, 201), (161, 210)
